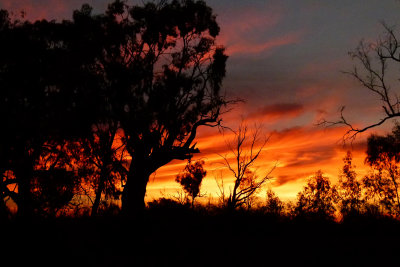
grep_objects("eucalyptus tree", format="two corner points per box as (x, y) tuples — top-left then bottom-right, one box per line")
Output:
(176, 160), (207, 208)
(88, 0), (230, 214)
(295, 170), (337, 219)
(362, 125), (400, 215)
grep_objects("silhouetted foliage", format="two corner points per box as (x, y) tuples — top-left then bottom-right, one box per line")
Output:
(295, 170), (337, 220)
(0, 0), (229, 217)
(362, 172), (397, 215)
(362, 125), (400, 215)
(264, 188), (284, 216)
(176, 159), (207, 207)
(77, 124), (128, 216)
(336, 151), (364, 218)
(31, 169), (77, 217)
(0, 10), (99, 217)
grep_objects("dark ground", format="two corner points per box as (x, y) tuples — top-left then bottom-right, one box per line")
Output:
(1, 210), (400, 267)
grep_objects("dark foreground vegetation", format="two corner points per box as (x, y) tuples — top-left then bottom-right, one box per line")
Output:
(2, 204), (400, 267)
(0, 0), (230, 219)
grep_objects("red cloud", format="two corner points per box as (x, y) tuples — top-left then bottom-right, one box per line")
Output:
(249, 103), (304, 120)
(215, 3), (303, 56)
(0, 0), (107, 21)
(226, 32), (302, 55)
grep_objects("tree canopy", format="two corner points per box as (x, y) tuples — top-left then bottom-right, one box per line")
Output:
(0, 0), (229, 217)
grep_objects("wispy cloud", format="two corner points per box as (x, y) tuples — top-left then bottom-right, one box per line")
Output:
(226, 31), (302, 55)
(216, 4), (303, 56)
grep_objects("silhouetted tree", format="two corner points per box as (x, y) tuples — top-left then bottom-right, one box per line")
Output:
(52, 2), (135, 216)
(65, 0), (230, 215)
(336, 151), (363, 218)
(217, 123), (274, 211)
(362, 125), (400, 215)
(264, 188), (284, 216)
(295, 170), (337, 219)
(362, 171), (397, 216)
(92, 0), (229, 215)
(176, 160), (207, 208)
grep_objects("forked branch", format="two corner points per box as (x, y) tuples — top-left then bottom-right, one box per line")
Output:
(320, 23), (400, 142)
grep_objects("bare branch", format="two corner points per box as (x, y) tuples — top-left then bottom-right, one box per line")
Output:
(320, 24), (400, 142)
(218, 121), (274, 210)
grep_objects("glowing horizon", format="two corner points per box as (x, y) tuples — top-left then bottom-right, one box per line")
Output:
(145, 120), (376, 203)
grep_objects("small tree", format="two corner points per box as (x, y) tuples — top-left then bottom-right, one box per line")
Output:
(362, 171), (397, 216)
(362, 126), (400, 215)
(175, 160), (207, 208)
(264, 189), (284, 216)
(217, 122), (274, 211)
(336, 151), (363, 218)
(295, 170), (337, 219)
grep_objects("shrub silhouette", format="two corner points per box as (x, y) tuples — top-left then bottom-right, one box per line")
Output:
(264, 188), (285, 216)
(176, 160), (207, 208)
(363, 125), (400, 215)
(295, 170), (337, 220)
(336, 151), (364, 219)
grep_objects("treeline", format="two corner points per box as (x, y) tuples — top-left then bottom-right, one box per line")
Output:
(157, 125), (400, 222)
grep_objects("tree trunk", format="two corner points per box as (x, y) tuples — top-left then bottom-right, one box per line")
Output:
(16, 168), (35, 218)
(227, 195), (236, 211)
(91, 157), (111, 217)
(91, 179), (105, 217)
(121, 162), (151, 216)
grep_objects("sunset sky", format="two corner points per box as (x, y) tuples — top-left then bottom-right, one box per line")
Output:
(2, 0), (400, 202)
